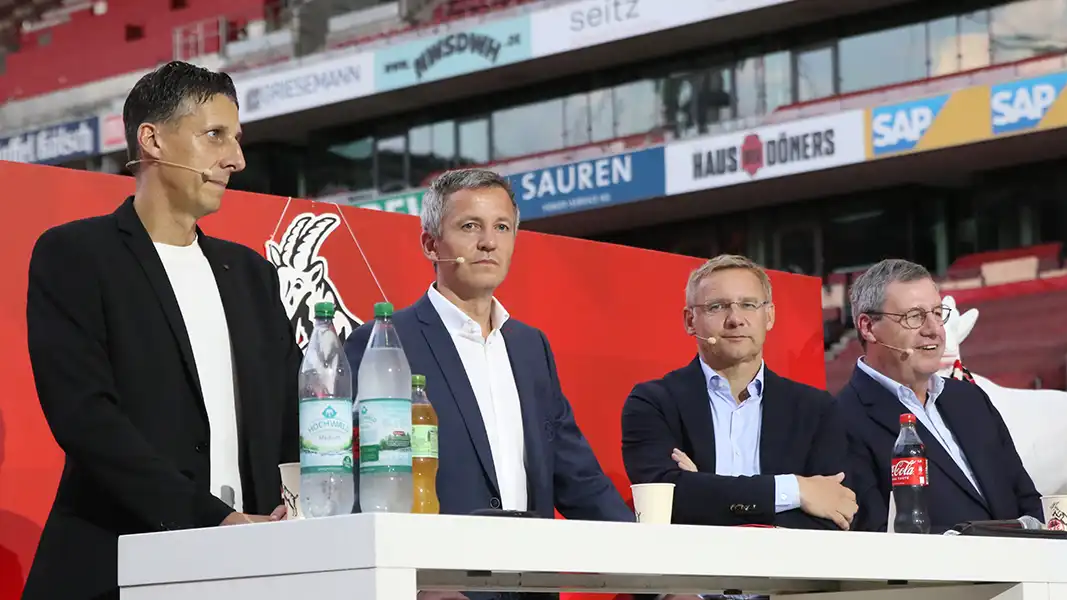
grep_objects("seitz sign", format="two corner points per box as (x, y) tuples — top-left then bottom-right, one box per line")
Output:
(665, 111), (865, 195)
(530, 0), (789, 57)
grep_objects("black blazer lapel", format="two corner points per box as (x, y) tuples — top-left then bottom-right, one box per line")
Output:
(414, 294), (499, 495)
(935, 392), (1002, 515)
(501, 322), (549, 514)
(673, 357), (717, 471)
(197, 234), (263, 493)
(849, 367), (988, 510)
(759, 368), (793, 476)
(114, 197), (205, 418)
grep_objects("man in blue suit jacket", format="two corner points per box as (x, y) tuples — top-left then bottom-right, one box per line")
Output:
(623, 255), (858, 532)
(838, 259), (1042, 534)
(344, 168), (641, 600)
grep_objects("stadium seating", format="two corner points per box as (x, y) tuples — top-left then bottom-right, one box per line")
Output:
(0, 0), (267, 102)
(822, 244), (1067, 393)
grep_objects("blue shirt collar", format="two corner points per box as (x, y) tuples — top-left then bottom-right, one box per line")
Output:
(698, 357), (765, 403)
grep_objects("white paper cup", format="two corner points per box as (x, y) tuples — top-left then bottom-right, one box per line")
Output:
(279, 462), (302, 520)
(1041, 495), (1067, 530)
(631, 483), (675, 524)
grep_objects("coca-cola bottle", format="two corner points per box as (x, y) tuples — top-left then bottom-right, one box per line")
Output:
(891, 413), (931, 534)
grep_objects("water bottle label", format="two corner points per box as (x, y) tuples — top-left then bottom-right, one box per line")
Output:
(412, 424), (439, 460)
(358, 398), (413, 474)
(299, 397), (354, 474)
(891, 457), (928, 486)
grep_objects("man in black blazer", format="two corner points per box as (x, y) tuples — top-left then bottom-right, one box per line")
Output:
(838, 258), (1041, 533)
(23, 62), (301, 600)
(345, 168), (645, 600)
(622, 255), (857, 530)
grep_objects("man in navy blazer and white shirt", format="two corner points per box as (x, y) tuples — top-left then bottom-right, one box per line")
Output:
(344, 168), (653, 600)
(838, 258), (1042, 533)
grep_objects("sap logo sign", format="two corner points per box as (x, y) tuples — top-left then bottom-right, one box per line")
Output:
(991, 72), (1067, 136)
(870, 95), (949, 156)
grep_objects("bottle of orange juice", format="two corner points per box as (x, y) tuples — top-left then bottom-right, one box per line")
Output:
(411, 374), (439, 514)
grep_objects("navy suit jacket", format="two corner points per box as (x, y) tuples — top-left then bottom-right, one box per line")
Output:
(621, 357), (849, 529)
(343, 293), (634, 523)
(838, 366), (1042, 533)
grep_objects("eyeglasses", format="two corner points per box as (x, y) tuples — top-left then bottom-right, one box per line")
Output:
(689, 300), (771, 314)
(866, 305), (953, 329)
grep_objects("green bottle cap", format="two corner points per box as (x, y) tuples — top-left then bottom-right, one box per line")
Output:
(374, 302), (394, 318)
(412, 374), (426, 388)
(314, 302), (335, 318)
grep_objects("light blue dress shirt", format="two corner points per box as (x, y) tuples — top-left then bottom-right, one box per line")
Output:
(698, 359), (801, 512)
(855, 358), (984, 496)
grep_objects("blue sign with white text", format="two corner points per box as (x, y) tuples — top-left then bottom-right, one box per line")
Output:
(990, 71), (1067, 136)
(507, 147), (666, 219)
(870, 95), (949, 156)
(374, 16), (531, 92)
(0, 116), (99, 165)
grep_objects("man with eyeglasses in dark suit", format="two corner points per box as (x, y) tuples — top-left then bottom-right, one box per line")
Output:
(837, 258), (1041, 533)
(622, 255), (857, 531)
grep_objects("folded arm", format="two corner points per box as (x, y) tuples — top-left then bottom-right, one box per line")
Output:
(622, 385), (776, 526)
(26, 229), (233, 531)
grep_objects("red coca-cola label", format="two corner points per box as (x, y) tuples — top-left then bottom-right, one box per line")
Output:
(891, 457), (928, 486)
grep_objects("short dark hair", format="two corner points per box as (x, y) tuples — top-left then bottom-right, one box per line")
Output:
(123, 61), (239, 163)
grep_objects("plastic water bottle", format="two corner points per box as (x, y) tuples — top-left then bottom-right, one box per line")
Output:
(357, 302), (413, 513)
(298, 301), (355, 518)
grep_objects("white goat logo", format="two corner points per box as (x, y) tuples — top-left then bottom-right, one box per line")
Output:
(265, 212), (362, 350)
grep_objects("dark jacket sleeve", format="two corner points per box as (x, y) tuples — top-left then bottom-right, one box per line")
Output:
(540, 332), (634, 523)
(775, 392), (849, 530)
(26, 227), (233, 530)
(844, 414), (888, 533)
(982, 387), (1043, 520)
(269, 263), (302, 467)
(621, 382), (776, 526)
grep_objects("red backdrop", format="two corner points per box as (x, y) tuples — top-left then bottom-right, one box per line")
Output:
(0, 161), (826, 599)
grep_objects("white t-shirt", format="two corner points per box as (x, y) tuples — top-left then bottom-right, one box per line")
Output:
(154, 236), (243, 513)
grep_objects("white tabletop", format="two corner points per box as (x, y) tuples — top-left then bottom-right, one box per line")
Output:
(118, 513), (1066, 596)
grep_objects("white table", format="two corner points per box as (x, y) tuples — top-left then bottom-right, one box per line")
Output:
(118, 513), (1067, 599)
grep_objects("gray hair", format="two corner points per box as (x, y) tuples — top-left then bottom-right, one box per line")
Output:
(686, 254), (773, 306)
(420, 168), (519, 238)
(849, 259), (933, 326)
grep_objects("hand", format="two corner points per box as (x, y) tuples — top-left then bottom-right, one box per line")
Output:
(220, 512), (273, 526)
(417, 592), (469, 600)
(671, 448), (698, 472)
(797, 472), (858, 530)
(270, 504), (287, 521)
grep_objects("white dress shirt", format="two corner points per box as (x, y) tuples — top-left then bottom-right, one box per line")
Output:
(699, 359), (800, 512)
(155, 236), (243, 512)
(427, 284), (528, 510)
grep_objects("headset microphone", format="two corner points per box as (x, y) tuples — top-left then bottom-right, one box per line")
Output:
(432, 255), (466, 264)
(873, 339), (913, 358)
(691, 333), (717, 345)
(126, 159), (213, 181)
